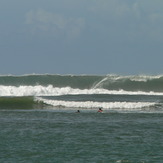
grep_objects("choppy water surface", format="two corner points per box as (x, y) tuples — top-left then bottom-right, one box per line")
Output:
(0, 110), (163, 163)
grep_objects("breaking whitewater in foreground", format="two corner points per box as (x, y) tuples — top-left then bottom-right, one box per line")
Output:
(0, 74), (163, 113)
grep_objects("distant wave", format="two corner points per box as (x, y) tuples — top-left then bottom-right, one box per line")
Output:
(0, 74), (163, 92)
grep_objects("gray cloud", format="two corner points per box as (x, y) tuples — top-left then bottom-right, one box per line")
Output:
(25, 9), (85, 39)
(24, 1), (163, 43)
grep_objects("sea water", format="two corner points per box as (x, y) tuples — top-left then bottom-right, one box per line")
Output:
(0, 110), (163, 162)
(0, 74), (163, 162)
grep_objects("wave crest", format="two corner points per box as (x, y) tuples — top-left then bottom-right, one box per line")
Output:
(1, 85), (163, 96)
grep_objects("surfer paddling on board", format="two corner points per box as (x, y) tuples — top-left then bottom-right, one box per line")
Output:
(97, 108), (103, 113)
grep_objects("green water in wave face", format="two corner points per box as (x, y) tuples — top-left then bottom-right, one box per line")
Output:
(0, 110), (163, 163)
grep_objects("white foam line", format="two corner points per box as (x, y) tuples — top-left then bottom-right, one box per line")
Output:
(36, 97), (155, 110)
(1, 85), (163, 96)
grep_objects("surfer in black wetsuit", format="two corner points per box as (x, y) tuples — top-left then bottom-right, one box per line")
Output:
(76, 110), (80, 113)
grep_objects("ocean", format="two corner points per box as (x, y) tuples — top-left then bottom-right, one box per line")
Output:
(0, 74), (163, 162)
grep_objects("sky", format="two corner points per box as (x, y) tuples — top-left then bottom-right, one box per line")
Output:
(0, 0), (163, 75)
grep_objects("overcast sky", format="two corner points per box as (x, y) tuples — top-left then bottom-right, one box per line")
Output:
(0, 0), (163, 75)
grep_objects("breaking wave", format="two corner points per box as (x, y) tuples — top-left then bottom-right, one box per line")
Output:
(36, 97), (156, 111)
(0, 74), (163, 112)
(0, 74), (163, 92)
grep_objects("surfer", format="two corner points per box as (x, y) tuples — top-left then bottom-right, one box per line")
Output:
(97, 108), (103, 113)
(76, 110), (80, 113)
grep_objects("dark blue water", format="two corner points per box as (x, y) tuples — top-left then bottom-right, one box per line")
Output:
(0, 109), (163, 163)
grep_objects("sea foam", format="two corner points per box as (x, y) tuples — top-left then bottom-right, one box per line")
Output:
(36, 97), (156, 110)
(1, 85), (163, 96)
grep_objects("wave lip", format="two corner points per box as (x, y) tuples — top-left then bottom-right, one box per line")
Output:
(93, 75), (163, 92)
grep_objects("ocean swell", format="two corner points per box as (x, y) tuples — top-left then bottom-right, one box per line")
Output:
(0, 97), (45, 109)
(0, 74), (163, 92)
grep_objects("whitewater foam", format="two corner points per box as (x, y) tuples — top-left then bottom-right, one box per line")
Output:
(36, 97), (156, 111)
(1, 85), (163, 96)
(106, 74), (163, 82)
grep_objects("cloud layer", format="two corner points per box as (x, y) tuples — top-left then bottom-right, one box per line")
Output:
(1, 0), (163, 74)
(25, 9), (85, 39)
(25, 1), (163, 43)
